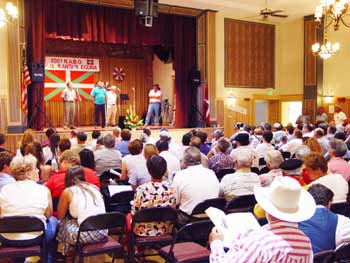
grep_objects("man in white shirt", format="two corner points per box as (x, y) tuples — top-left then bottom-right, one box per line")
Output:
(256, 131), (275, 158)
(160, 129), (183, 161)
(281, 129), (303, 155)
(172, 147), (219, 221)
(221, 148), (261, 201)
(230, 133), (259, 168)
(106, 85), (117, 127)
(140, 127), (156, 145)
(156, 140), (180, 182)
(145, 84), (162, 126)
(61, 82), (77, 129)
(334, 105), (347, 126)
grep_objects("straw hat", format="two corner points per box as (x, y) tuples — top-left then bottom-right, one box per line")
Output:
(254, 176), (316, 222)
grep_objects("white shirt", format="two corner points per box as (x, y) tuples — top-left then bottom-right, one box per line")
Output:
(123, 154), (150, 187)
(169, 141), (183, 161)
(172, 165), (220, 215)
(86, 139), (97, 151)
(220, 170), (261, 201)
(281, 138), (303, 154)
(106, 90), (117, 106)
(69, 184), (105, 225)
(61, 88), (77, 102)
(149, 89), (161, 104)
(310, 173), (349, 203)
(230, 145), (259, 168)
(336, 213), (350, 247)
(0, 180), (49, 240)
(159, 151), (181, 183)
(256, 142), (275, 158)
(70, 137), (78, 146)
(334, 111), (347, 126)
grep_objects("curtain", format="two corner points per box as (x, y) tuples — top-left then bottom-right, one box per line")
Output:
(26, 0), (196, 129)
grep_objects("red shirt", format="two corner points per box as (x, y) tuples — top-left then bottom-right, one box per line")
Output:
(45, 167), (100, 199)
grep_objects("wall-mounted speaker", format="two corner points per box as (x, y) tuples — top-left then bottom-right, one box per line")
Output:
(135, 0), (158, 18)
(31, 63), (45, 82)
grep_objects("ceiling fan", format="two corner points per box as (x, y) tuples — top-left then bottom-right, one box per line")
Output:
(259, 0), (288, 19)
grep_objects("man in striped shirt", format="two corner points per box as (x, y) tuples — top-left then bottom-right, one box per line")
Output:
(209, 176), (316, 263)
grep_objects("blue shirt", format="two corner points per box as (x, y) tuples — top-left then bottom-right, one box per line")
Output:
(115, 140), (129, 157)
(0, 173), (15, 191)
(91, 87), (106, 105)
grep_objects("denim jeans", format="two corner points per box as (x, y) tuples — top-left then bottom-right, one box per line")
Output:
(94, 104), (106, 127)
(0, 216), (58, 263)
(145, 102), (161, 125)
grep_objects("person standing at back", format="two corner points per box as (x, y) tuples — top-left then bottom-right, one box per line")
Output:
(91, 80), (107, 128)
(145, 84), (162, 126)
(61, 82), (77, 129)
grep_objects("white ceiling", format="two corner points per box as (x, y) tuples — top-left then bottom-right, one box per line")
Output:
(160, 0), (320, 21)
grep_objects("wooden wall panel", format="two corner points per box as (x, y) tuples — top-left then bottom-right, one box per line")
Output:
(44, 56), (148, 127)
(304, 20), (317, 86)
(303, 99), (316, 123)
(224, 19), (275, 88)
(268, 100), (280, 125)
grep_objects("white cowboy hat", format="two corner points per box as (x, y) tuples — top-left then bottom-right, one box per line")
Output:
(254, 176), (316, 222)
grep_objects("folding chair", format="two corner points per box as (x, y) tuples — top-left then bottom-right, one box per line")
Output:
(226, 195), (257, 213)
(0, 216), (47, 262)
(72, 212), (126, 263)
(313, 250), (336, 263)
(129, 207), (178, 262)
(107, 190), (135, 214)
(330, 202), (350, 217)
(335, 242), (350, 263)
(160, 220), (214, 263)
(215, 168), (235, 181)
(281, 151), (291, 160)
(190, 198), (227, 221)
(99, 168), (122, 186)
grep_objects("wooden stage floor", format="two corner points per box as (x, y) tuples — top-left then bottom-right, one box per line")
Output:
(4, 126), (219, 154)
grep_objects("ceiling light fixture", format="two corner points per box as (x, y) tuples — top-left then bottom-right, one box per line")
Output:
(312, 38), (340, 59)
(0, 2), (18, 27)
(314, 0), (349, 31)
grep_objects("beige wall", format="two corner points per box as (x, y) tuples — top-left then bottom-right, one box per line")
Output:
(215, 13), (304, 100)
(0, 22), (9, 132)
(152, 55), (175, 106)
(323, 26), (350, 97)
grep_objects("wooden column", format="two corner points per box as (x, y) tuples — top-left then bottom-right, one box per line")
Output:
(197, 10), (216, 125)
(304, 15), (324, 123)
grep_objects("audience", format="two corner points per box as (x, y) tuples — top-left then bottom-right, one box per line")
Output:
(43, 133), (60, 165)
(327, 138), (350, 181)
(0, 133), (6, 153)
(189, 136), (209, 168)
(172, 147), (219, 223)
(25, 142), (53, 181)
(209, 177), (315, 263)
(303, 152), (348, 203)
(71, 131), (88, 154)
(69, 129), (78, 146)
(121, 139), (150, 190)
(230, 133), (259, 168)
(95, 133), (122, 176)
(280, 129), (303, 155)
(256, 131), (274, 158)
(260, 150), (284, 187)
(140, 127), (156, 145)
(0, 155), (57, 263)
(16, 128), (35, 157)
(160, 129), (183, 161)
(131, 155), (176, 236)
(195, 130), (211, 155)
(112, 127), (122, 144)
(115, 129), (131, 157)
(304, 137), (323, 154)
(79, 148), (96, 170)
(156, 140), (181, 182)
(0, 151), (15, 190)
(208, 137), (234, 173)
(211, 129), (224, 147)
(56, 165), (107, 256)
(42, 127), (56, 148)
(299, 184), (350, 253)
(220, 148), (261, 201)
(86, 129), (101, 151)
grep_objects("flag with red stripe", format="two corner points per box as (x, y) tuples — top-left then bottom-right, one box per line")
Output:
(204, 83), (210, 126)
(21, 65), (31, 113)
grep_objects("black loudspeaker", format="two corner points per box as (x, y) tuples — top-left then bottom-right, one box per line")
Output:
(118, 116), (126, 129)
(135, 0), (158, 17)
(31, 63), (45, 82)
(191, 70), (201, 87)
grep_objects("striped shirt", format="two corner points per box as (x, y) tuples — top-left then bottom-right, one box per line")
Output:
(210, 220), (313, 263)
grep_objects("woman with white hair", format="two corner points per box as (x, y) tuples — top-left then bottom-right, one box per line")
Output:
(260, 150), (284, 187)
(220, 148), (261, 201)
(0, 155), (57, 263)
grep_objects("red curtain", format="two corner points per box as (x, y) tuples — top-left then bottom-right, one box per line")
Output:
(26, 0), (196, 129)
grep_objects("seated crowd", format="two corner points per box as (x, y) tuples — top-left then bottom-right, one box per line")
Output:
(0, 119), (350, 262)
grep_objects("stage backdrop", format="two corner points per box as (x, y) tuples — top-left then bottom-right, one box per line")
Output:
(43, 54), (148, 127)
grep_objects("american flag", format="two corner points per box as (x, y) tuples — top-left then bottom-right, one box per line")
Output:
(21, 65), (31, 113)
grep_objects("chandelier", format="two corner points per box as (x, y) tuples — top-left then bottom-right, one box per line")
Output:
(314, 0), (350, 30)
(0, 2), (18, 27)
(312, 38), (340, 59)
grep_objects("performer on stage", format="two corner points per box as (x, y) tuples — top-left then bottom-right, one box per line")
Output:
(145, 84), (162, 126)
(91, 80), (107, 128)
(106, 85), (117, 127)
(61, 82), (77, 129)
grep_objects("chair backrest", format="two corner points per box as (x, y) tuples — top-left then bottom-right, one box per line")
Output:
(79, 212), (126, 232)
(259, 157), (266, 166)
(108, 190), (135, 213)
(176, 220), (214, 247)
(99, 169), (122, 184)
(215, 169), (235, 181)
(132, 207), (177, 225)
(314, 250), (336, 263)
(226, 195), (257, 211)
(259, 166), (270, 175)
(281, 151), (291, 160)
(0, 216), (45, 234)
(191, 198), (227, 216)
(335, 242), (350, 262)
(250, 167), (260, 174)
(330, 202), (350, 217)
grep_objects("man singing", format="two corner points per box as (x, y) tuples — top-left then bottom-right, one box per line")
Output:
(145, 84), (162, 126)
(61, 82), (77, 129)
(91, 80), (107, 129)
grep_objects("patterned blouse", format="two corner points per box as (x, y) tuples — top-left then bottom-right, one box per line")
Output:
(208, 152), (235, 173)
(131, 181), (176, 236)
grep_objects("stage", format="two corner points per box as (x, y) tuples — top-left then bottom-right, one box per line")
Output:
(4, 126), (220, 154)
